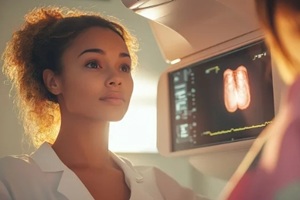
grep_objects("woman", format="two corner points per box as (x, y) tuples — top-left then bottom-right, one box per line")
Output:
(0, 6), (207, 200)
(220, 0), (300, 199)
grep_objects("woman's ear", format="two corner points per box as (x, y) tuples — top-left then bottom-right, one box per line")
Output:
(43, 69), (61, 95)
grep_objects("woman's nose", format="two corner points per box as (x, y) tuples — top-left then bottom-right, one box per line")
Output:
(106, 70), (122, 87)
(108, 80), (122, 86)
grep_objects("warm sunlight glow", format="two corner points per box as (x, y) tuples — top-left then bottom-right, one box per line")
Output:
(109, 78), (158, 153)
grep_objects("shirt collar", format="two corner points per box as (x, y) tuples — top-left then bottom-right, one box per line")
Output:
(31, 142), (65, 172)
(110, 152), (144, 184)
(30, 142), (153, 200)
(31, 142), (144, 181)
(110, 152), (157, 200)
(30, 142), (93, 199)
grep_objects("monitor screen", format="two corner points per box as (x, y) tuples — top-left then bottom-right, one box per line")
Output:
(168, 40), (274, 152)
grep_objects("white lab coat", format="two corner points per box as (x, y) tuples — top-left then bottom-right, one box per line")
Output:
(0, 143), (208, 200)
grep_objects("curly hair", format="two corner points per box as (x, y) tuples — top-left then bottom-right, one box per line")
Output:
(2, 6), (139, 148)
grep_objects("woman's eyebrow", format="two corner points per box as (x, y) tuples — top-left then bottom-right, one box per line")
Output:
(120, 52), (131, 59)
(78, 48), (104, 57)
(78, 48), (131, 59)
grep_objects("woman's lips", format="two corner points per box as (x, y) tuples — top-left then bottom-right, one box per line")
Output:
(99, 94), (125, 105)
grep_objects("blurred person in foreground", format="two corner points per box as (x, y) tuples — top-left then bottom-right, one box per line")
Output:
(221, 0), (300, 199)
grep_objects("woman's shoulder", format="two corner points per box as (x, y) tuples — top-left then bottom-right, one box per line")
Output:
(0, 154), (33, 168)
(0, 154), (39, 177)
(0, 151), (67, 200)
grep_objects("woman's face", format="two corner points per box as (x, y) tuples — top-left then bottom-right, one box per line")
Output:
(276, 9), (300, 66)
(266, 7), (300, 84)
(55, 27), (133, 121)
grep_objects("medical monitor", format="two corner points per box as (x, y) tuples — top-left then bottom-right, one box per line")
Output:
(157, 40), (275, 156)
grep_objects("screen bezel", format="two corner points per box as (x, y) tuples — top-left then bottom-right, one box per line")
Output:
(157, 37), (277, 157)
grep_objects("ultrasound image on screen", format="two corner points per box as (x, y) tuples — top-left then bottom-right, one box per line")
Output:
(168, 40), (274, 152)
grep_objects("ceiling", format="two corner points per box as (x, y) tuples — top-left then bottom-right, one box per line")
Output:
(121, 0), (262, 62)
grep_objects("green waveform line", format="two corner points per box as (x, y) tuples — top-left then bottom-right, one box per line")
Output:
(202, 121), (272, 136)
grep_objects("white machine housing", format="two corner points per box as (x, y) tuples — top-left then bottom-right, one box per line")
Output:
(122, 0), (285, 179)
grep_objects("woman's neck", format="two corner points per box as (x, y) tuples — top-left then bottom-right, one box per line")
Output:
(52, 115), (111, 169)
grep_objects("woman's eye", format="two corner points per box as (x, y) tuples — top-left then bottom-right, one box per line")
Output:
(85, 61), (101, 69)
(120, 64), (131, 73)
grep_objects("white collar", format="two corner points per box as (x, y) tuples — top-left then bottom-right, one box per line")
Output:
(30, 142), (149, 200)
(31, 142), (93, 199)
